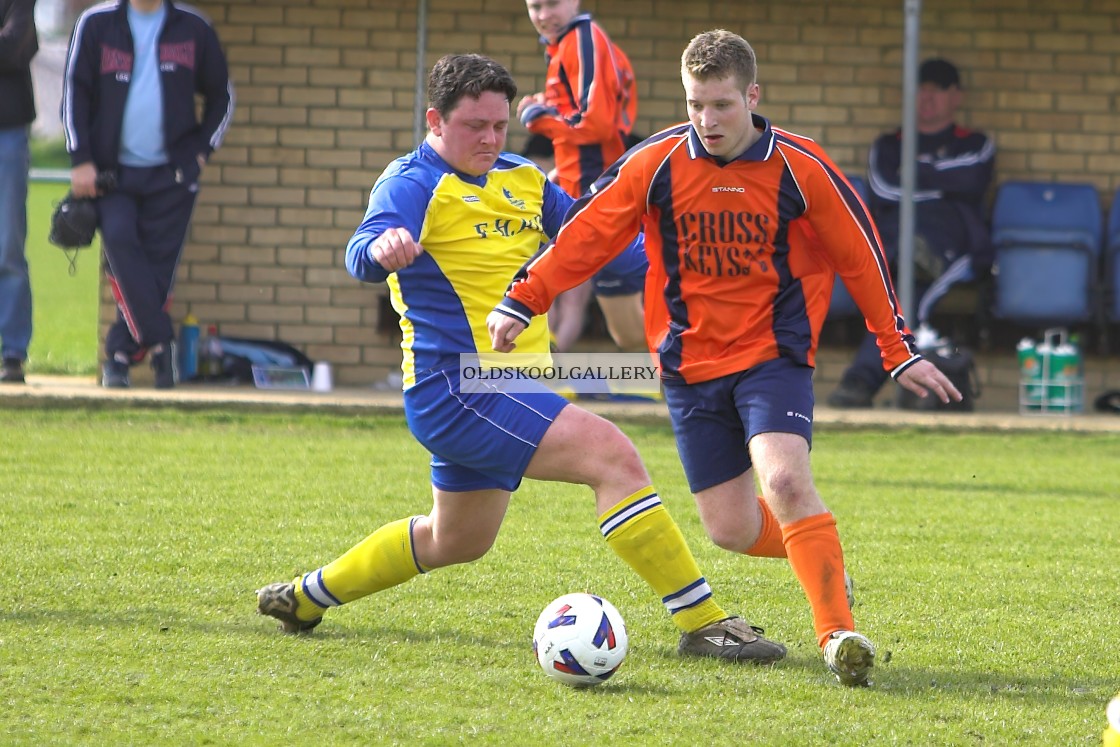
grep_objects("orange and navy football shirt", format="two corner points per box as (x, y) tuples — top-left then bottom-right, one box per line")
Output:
(498, 114), (921, 385)
(519, 13), (636, 198)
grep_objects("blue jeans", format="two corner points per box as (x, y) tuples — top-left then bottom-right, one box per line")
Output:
(0, 126), (32, 361)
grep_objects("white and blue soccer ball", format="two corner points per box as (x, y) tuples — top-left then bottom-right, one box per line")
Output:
(532, 592), (628, 687)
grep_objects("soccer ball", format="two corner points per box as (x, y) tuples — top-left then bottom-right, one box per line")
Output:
(532, 592), (628, 687)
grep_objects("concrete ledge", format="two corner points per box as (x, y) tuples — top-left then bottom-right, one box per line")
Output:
(2, 374), (1118, 434)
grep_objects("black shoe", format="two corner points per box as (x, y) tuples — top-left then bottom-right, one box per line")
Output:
(150, 343), (177, 389)
(256, 581), (324, 634)
(827, 379), (876, 409)
(102, 356), (130, 388)
(1, 358), (25, 384)
(678, 616), (787, 664)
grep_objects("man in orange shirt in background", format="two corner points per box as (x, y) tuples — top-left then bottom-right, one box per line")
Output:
(519, 0), (644, 352)
(491, 29), (962, 686)
(519, 0), (634, 196)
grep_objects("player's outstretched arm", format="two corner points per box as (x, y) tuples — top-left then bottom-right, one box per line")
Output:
(895, 359), (962, 404)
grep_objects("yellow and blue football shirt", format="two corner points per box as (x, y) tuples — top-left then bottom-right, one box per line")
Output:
(346, 141), (571, 388)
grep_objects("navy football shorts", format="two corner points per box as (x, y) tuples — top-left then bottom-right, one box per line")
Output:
(593, 239), (648, 298)
(404, 366), (569, 492)
(662, 357), (815, 493)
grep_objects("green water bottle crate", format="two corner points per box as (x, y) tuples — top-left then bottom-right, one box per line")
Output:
(1017, 328), (1083, 415)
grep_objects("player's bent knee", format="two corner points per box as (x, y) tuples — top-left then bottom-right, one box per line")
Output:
(704, 525), (752, 553)
(532, 407), (650, 488)
(758, 467), (809, 504)
(431, 533), (496, 566)
(572, 419), (647, 485)
(608, 328), (646, 352)
(591, 421), (647, 478)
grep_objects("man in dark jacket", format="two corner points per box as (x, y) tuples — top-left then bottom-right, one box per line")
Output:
(0, 0), (37, 384)
(62, 0), (234, 388)
(828, 58), (995, 408)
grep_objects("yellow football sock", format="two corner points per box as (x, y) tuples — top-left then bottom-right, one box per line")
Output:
(289, 579), (326, 622)
(294, 516), (426, 616)
(600, 487), (727, 633)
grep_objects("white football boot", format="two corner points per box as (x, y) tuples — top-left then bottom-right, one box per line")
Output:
(823, 630), (875, 686)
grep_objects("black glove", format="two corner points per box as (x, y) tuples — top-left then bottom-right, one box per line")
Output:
(48, 192), (99, 249)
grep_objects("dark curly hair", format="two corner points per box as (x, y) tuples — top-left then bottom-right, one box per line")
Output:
(427, 54), (518, 118)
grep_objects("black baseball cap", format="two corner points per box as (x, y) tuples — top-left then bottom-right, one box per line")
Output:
(919, 58), (961, 89)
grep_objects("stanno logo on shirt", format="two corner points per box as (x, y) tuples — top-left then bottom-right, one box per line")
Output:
(463, 195), (481, 203)
(712, 186), (745, 193)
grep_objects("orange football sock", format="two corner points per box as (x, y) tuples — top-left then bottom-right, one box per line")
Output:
(781, 511), (855, 648)
(745, 496), (787, 558)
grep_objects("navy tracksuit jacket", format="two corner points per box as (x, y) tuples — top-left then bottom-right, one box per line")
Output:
(61, 0), (234, 357)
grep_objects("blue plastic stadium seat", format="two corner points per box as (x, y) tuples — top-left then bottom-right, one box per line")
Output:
(1106, 187), (1120, 322)
(990, 181), (1102, 325)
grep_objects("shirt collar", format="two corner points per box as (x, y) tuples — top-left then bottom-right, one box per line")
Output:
(687, 113), (775, 164)
(540, 13), (591, 46)
(419, 140), (489, 187)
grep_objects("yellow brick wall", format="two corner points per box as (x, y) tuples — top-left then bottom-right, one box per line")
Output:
(106, 0), (1120, 386)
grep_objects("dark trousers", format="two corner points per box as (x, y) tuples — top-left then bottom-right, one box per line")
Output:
(842, 200), (991, 393)
(843, 267), (955, 392)
(97, 164), (197, 360)
(844, 328), (905, 392)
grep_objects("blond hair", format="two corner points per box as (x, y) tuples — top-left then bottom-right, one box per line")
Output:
(681, 29), (757, 87)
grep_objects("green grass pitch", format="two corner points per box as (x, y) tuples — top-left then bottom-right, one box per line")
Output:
(1, 407), (1116, 744)
(26, 180), (101, 376)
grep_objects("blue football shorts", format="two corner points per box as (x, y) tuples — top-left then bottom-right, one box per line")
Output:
(662, 356), (815, 493)
(403, 366), (569, 492)
(593, 239), (648, 298)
